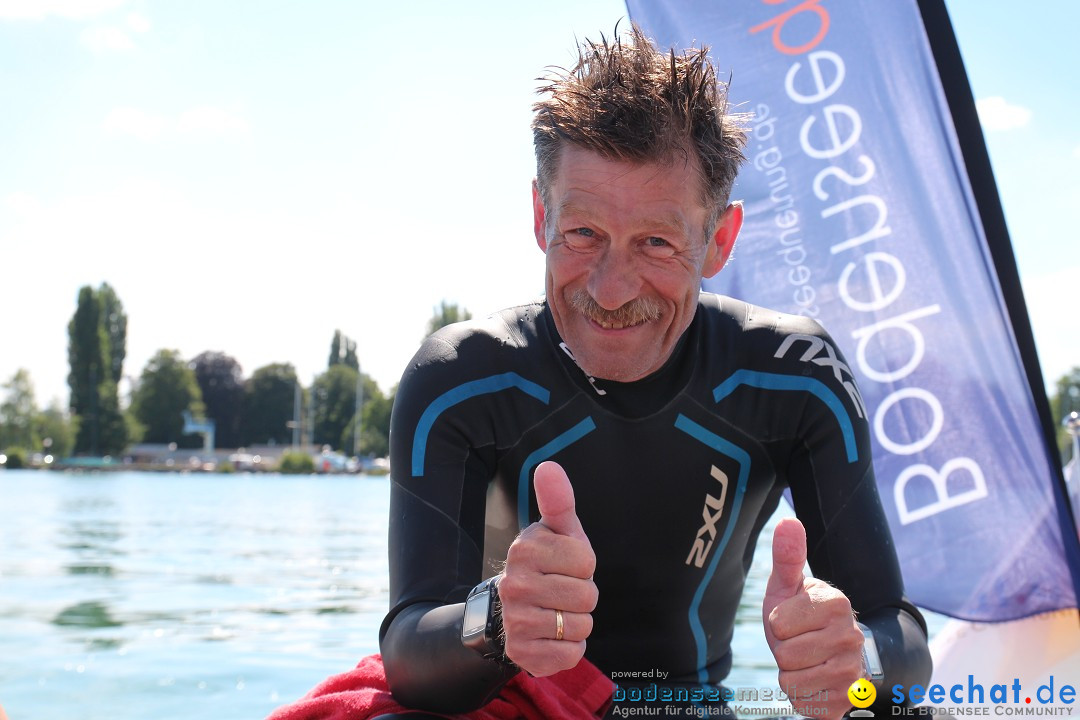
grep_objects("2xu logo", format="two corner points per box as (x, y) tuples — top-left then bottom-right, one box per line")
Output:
(774, 334), (987, 525)
(686, 466), (729, 568)
(775, 333), (868, 419)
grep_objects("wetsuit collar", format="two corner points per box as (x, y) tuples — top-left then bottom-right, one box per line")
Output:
(540, 301), (699, 418)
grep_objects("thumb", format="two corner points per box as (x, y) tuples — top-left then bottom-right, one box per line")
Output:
(534, 461), (586, 540)
(764, 517), (808, 605)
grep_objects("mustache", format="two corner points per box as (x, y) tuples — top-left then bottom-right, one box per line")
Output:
(569, 290), (662, 326)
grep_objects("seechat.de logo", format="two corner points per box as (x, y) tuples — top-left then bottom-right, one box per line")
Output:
(891, 676), (1077, 716)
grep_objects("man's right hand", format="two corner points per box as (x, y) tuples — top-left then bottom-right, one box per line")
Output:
(499, 461), (598, 676)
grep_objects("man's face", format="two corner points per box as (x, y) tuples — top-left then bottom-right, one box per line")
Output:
(533, 145), (742, 382)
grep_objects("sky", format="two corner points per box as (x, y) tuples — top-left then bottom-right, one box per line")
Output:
(0, 0), (1077, 413)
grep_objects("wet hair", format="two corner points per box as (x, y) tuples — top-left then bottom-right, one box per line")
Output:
(532, 23), (748, 227)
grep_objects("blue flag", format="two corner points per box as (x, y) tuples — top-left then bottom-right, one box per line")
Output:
(625, 0), (1080, 621)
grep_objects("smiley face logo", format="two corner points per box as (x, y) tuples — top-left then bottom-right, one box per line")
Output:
(848, 678), (876, 708)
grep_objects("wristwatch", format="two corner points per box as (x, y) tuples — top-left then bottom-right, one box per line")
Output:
(461, 576), (507, 660)
(857, 622), (885, 681)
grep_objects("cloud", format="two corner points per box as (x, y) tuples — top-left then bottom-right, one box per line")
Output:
(976, 96), (1032, 132)
(126, 11), (148, 33)
(103, 107), (169, 141)
(176, 106), (250, 137)
(80, 24), (134, 52)
(103, 106), (249, 141)
(0, 0), (128, 21)
(3, 191), (43, 217)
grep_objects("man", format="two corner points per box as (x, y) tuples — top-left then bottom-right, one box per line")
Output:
(378, 25), (932, 718)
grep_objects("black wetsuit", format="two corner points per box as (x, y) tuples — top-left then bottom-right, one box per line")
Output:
(380, 295), (931, 715)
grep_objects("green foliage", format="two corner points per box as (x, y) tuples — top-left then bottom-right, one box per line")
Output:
(343, 342), (358, 371)
(35, 401), (77, 459)
(68, 285), (106, 451)
(240, 363), (298, 446)
(329, 331), (341, 368)
(278, 450), (315, 474)
(319, 372), (389, 456)
(99, 283), (127, 385)
(0, 372), (77, 460)
(1051, 366), (1080, 463)
(130, 350), (205, 447)
(332, 377), (393, 455)
(124, 410), (145, 446)
(0, 369), (39, 451)
(192, 351), (244, 448)
(95, 379), (129, 455)
(2, 447), (28, 469)
(426, 300), (472, 337)
(313, 367), (390, 456)
(328, 330), (359, 371)
(68, 284), (128, 455)
(313, 364), (358, 451)
(343, 386), (393, 458)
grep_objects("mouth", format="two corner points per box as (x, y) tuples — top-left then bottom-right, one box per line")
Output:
(570, 290), (662, 331)
(592, 317), (646, 331)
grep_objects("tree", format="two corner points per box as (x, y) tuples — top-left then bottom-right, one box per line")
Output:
(35, 401), (77, 459)
(312, 364), (357, 450)
(1051, 366), (1080, 463)
(68, 285), (104, 452)
(130, 349), (205, 447)
(68, 285), (128, 455)
(343, 341), (358, 370)
(0, 369), (39, 452)
(328, 330), (359, 371)
(99, 283), (127, 385)
(344, 384), (393, 458)
(239, 363), (298, 446)
(426, 300), (472, 336)
(192, 351), (245, 448)
(96, 379), (129, 455)
(329, 331), (341, 369)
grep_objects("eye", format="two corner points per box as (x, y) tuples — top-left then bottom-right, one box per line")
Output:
(560, 226), (600, 251)
(643, 236), (677, 258)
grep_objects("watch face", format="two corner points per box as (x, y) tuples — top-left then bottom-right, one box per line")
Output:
(463, 592), (489, 637)
(860, 625), (884, 680)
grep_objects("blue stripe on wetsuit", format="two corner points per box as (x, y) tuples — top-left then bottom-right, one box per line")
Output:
(412, 372), (550, 476)
(673, 413), (751, 685)
(712, 369), (858, 463)
(516, 417), (598, 529)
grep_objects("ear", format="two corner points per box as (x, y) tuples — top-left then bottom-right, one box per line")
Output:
(532, 180), (548, 252)
(702, 202), (743, 279)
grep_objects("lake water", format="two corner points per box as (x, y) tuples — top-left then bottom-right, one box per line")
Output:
(0, 469), (933, 719)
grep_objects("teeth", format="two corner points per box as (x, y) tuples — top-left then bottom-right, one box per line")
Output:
(597, 319), (636, 330)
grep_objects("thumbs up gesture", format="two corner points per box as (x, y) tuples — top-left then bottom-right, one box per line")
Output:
(762, 518), (866, 720)
(499, 461), (599, 677)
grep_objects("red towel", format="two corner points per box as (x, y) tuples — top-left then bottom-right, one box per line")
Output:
(266, 654), (615, 720)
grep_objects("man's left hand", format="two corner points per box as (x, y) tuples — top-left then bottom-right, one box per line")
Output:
(762, 517), (865, 720)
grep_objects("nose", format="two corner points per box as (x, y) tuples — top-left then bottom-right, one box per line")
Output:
(586, 246), (642, 311)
